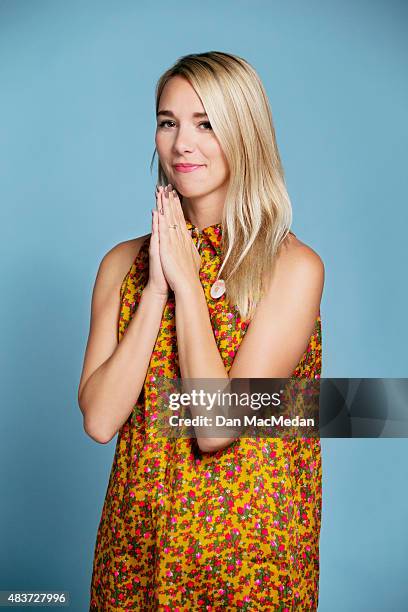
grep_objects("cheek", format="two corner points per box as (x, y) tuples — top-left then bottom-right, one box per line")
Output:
(156, 135), (171, 165)
(155, 133), (163, 153)
(205, 140), (227, 165)
(208, 145), (229, 177)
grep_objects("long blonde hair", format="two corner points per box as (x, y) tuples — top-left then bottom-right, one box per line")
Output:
(150, 51), (293, 320)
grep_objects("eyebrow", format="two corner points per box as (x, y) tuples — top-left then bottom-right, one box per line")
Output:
(156, 110), (208, 119)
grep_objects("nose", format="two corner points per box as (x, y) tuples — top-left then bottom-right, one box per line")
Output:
(172, 124), (196, 155)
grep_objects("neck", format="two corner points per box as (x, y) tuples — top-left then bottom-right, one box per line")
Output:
(181, 187), (227, 231)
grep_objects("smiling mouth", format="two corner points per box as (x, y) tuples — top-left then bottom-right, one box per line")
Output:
(174, 164), (205, 173)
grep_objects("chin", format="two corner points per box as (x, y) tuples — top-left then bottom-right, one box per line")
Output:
(178, 188), (208, 199)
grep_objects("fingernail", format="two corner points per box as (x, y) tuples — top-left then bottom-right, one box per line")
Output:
(167, 183), (173, 190)
(172, 190), (177, 198)
(164, 189), (169, 199)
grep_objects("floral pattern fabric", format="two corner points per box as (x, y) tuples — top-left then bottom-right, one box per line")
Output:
(90, 220), (322, 611)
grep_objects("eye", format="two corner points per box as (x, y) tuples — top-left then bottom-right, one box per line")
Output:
(157, 120), (213, 130)
(158, 120), (175, 128)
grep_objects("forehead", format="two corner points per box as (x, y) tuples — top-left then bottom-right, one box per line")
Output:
(159, 76), (205, 113)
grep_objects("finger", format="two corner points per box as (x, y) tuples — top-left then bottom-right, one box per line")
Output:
(158, 187), (166, 226)
(167, 186), (180, 236)
(156, 186), (163, 215)
(151, 210), (159, 249)
(172, 189), (196, 250)
(162, 184), (172, 221)
(155, 209), (162, 243)
(154, 189), (161, 240)
(158, 187), (169, 243)
(171, 189), (188, 236)
(162, 185), (177, 244)
(151, 209), (158, 239)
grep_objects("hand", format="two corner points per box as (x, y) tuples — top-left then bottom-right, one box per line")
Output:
(145, 187), (170, 298)
(156, 184), (202, 294)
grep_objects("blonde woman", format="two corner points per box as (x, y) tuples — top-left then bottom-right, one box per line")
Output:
(79, 51), (324, 610)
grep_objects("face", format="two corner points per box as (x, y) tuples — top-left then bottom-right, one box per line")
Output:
(155, 76), (230, 199)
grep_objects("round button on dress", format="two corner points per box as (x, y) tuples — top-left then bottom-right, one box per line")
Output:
(89, 219), (323, 611)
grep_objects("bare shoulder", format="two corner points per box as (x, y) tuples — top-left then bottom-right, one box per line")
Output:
(227, 232), (324, 383)
(98, 233), (151, 288)
(280, 232), (324, 271)
(264, 232), (325, 297)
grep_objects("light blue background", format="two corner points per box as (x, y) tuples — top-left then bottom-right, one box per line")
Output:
(1, 0), (407, 610)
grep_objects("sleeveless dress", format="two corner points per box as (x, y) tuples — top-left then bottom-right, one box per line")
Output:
(89, 219), (322, 611)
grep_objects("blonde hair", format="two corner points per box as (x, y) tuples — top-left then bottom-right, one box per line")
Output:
(150, 51), (293, 320)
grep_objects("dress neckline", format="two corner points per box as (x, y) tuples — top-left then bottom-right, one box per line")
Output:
(184, 218), (223, 232)
(185, 218), (223, 256)
(184, 218), (296, 256)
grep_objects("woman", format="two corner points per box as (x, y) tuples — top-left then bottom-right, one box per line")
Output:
(79, 51), (324, 611)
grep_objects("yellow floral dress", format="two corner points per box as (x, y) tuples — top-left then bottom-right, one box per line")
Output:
(90, 219), (322, 611)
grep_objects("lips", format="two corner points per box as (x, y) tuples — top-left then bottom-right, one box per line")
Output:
(174, 164), (205, 173)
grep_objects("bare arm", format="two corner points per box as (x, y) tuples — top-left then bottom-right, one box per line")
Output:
(176, 281), (229, 381)
(77, 237), (168, 444)
(175, 240), (324, 453)
(175, 280), (232, 453)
